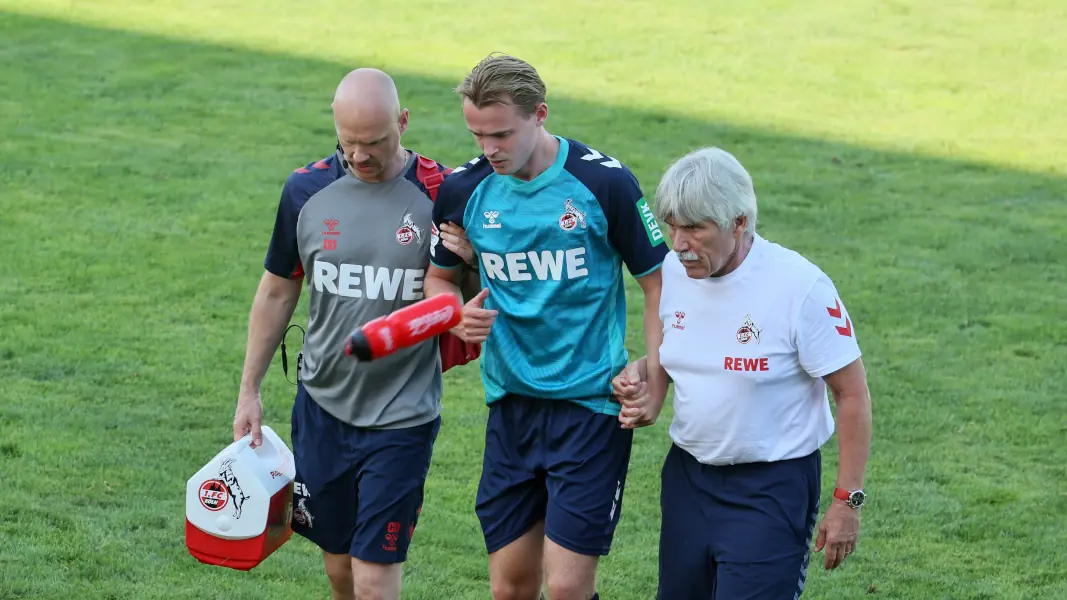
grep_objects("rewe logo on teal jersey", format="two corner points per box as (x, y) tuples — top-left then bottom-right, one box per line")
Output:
(637, 198), (665, 246)
(481, 249), (589, 282)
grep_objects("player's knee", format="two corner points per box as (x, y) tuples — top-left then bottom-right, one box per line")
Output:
(352, 579), (387, 600)
(323, 553), (354, 598)
(544, 572), (595, 600)
(491, 576), (541, 600)
(352, 558), (402, 600)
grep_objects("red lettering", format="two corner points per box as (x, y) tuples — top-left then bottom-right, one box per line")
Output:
(382, 521), (401, 552)
(726, 357), (771, 371)
(729, 354), (772, 369)
(323, 238), (337, 250)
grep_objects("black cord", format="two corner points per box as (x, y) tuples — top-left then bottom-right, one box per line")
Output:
(281, 324), (305, 385)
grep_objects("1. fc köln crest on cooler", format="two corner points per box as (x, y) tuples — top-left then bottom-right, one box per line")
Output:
(396, 213), (423, 246)
(198, 458), (250, 519)
(736, 314), (761, 344)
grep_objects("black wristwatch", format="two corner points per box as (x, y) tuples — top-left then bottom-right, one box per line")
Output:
(833, 487), (866, 509)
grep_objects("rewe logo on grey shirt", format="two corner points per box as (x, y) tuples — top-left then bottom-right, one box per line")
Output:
(292, 154), (443, 430)
(312, 261), (425, 301)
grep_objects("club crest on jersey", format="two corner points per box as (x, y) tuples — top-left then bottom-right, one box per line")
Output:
(558, 199), (587, 231)
(396, 213), (422, 246)
(736, 314), (761, 344)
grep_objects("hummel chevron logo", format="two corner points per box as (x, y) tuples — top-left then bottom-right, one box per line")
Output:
(450, 157), (482, 174)
(826, 299), (853, 337)
(581, 149), (621, 169)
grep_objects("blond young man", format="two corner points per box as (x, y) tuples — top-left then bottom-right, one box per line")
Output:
(424, 54), (669, 600)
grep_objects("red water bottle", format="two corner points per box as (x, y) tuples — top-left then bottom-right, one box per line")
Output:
(344, 293), (463, 361)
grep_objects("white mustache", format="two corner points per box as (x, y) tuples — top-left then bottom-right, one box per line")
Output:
(677, 251), (698, 261)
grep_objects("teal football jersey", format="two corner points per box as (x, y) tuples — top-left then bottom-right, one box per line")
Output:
(431, 136), (668, 415)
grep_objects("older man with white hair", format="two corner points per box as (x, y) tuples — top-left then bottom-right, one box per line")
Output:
(613, 147), (873, 599)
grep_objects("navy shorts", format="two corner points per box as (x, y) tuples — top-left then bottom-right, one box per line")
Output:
(289, 383), (440, 564)
(475, 394), (634, 557)
(657, 444), (822, 600)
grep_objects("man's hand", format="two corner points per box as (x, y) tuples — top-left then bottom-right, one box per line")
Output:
(813, 501), (861, 570)
(451, 288), (496, 343)
(440, 222), (476, 267)
(233, 389), (264, 447)
(612, 359), (660, 429)
(611, 359), (646, 400)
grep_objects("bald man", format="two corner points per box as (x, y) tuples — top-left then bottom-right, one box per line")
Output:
(232, 68), (479, 600)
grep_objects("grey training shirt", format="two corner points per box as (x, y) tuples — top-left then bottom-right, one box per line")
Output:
(263, 150), (449, 429)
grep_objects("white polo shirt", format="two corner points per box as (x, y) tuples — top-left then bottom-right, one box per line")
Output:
(658, 233), (862, 466)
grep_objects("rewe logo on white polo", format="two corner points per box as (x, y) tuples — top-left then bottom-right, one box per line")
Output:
(481, 248), (589, 281)
(314, 260), (424, 300)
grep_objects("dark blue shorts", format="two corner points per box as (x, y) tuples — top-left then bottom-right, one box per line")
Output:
(475, 394), (634, 557)
(657, 444), (822, 600)
(289, 383), (440, 564)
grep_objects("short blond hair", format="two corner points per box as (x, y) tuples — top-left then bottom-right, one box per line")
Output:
(455, 53), (546, 116)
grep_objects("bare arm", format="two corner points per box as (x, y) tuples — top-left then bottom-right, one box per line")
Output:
(424, 264), (463, 300)
(637, 270), (669, 412)
(811, 356), (872, 570)
(234, 271), (302, 445)
(617, 270), (670, 429)
(240, 272), (303, 393)
(823, 358), (872, 493)
(437, 222), (481, 302)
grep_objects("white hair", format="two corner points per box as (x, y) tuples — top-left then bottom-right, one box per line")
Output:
(654, 147), (757, 233)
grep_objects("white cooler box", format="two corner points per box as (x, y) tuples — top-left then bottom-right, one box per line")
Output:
(185, 425), (296, 570)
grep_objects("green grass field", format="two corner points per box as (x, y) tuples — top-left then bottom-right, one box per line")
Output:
(2, 1), (1065, 598)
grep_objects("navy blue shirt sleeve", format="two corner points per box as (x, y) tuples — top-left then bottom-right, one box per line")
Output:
(263, 156), (343, 278)
(430, 179), (463, 269)
(431, 159), (489, 269)
(603, 169), (669, 277)
(264, 174), (304, 279)
(563, 139), (669, 278)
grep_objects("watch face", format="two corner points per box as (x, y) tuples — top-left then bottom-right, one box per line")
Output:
(849, 490), (866, 507)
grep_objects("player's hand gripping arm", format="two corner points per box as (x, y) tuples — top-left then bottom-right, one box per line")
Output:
(438, 222), (483, 303)
(234, 271), (302, 447)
